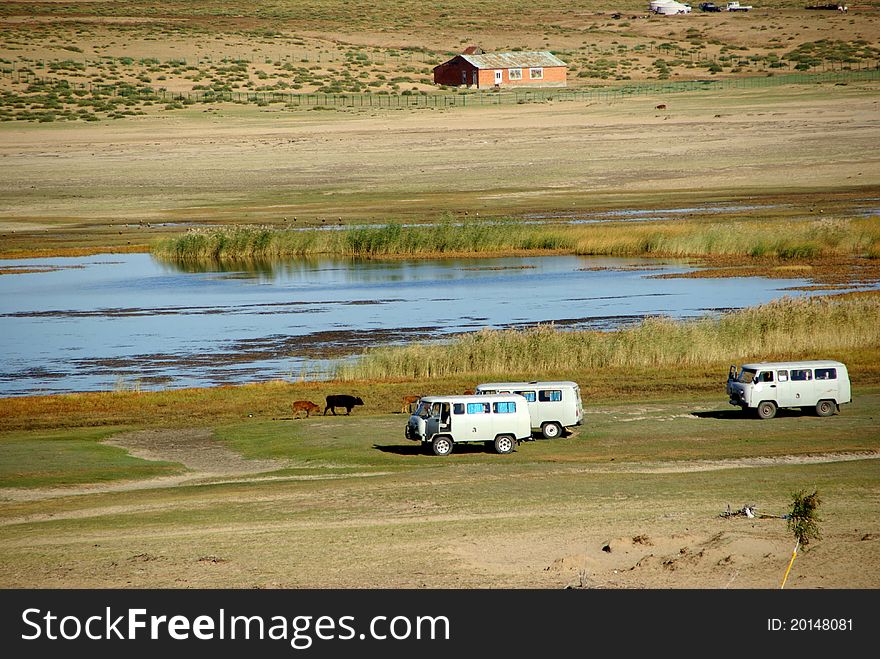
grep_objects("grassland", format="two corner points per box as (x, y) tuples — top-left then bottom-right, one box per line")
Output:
(2, 3), (878, 122)
(0, 426), (182, 488)
(1, 388), (877, 588)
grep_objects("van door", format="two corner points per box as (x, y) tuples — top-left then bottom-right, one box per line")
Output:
(775, 370), (797, 407)
(751, 370), (777, 406)
(465, 400), (491, 439)
(787, 368), (814, 406)
(425, 402), (442, 438)
(538, 388), (564, 423)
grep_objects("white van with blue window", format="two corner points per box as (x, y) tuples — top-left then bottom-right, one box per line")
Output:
(405, 394), (531, 456)
(727, 360), (851, 419)
(474, 381), (583, 438)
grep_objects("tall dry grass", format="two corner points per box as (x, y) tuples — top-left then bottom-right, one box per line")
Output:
(152, 217), (880, 262)
(333, 294), (880, 380)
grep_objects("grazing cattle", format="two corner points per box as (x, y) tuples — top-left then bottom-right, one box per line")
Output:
(292, 400), (321, 419)
(324, 394), (364, 415)
(655, 103), (667, 110)
(401, 395), (421, 414)
(462, 389), (475, 395)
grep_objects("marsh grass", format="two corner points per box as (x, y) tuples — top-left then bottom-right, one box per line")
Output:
(152, 217), (880, 263)
(334, 293), (880, 380)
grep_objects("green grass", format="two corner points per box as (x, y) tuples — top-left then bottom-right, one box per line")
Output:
(151, 216), (880, 262)
(215, 388), (880, 468)
(334, 293), (880, 380)
(0, 426), (184, 488)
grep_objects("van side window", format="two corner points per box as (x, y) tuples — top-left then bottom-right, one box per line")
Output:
(493, 401), (516, 414)
(514, 390), (536, 402)
(790, 369), (812, 381)
(466, 402), (490, 414)
(453, 403), (465, 415)
(538, 390), (562, 402)
(777, 370), (788, 382)
(757, 372), (774, 383)
(815, 368), (837, 380)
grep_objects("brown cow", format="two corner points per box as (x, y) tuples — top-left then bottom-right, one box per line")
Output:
(401, 395), (421, 414)
(292, 400), (321, 419)
(655, 103), (667, 110)
(462, 389), (475, 395)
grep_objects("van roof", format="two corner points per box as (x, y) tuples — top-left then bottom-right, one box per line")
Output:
(476, 381), (579, 389)
(419, 394), (527, 403)
(740, 360), (846, 370)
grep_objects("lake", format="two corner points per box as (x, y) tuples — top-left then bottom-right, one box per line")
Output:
(0, 252), (826, 396)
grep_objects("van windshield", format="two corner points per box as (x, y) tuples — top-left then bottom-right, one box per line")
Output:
(737, 368), (757, 384)
(415, 402), (433, 418)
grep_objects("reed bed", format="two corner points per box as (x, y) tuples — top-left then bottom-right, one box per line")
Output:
(152, 217), (880, 262)
(333, 294), (880, 381)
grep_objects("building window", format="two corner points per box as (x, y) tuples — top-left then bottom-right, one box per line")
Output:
(529, 67), (544, 79)
(508, 68), (522, 80)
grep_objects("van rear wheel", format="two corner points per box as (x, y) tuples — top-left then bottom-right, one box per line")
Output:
(541, 422), (563, 439)
(756, 401), (777, 420)
(815, 400), (836, 417)
(494, 434), (515, 455)
(431, 436), (453, 456)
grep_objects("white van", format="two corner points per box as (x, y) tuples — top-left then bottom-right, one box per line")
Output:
(727, 360), (851, 419)
(474, 381), (583, 438)
(405, 394), (532, 456)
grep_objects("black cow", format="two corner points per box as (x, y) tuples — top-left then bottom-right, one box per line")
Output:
(324, 394), (364, 416)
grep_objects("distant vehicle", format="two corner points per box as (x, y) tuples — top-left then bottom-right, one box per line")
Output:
(475, 381), (583, 438)
(700, 2), (722, 10)
(405, 394), (532, 455)
(724, 1), (752, 10)
(726, 360), (851, 419)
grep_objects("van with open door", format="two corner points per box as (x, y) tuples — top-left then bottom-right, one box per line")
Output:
(405, 394), (531, 456)
(474, 381), (583, 438)
(727, 360), (850, 419)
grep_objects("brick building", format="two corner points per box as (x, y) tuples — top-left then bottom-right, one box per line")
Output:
(433, 50), (567, 89)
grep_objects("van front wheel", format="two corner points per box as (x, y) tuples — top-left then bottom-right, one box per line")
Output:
(432, 436), (453, 456)
(756, 401), (777, 420)
(815, 400), (836, 417)
(541, 422), (563, 439)
(494, 435), (515, 455)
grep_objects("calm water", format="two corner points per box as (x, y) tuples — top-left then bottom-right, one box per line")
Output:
(0, 252), (831, 396)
